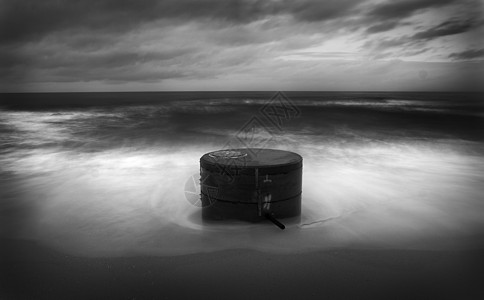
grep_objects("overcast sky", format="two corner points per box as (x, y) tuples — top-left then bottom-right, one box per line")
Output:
(1, 0), (483, 92)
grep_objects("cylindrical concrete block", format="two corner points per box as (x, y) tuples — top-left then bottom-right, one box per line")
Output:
(200, 148), (302, 222)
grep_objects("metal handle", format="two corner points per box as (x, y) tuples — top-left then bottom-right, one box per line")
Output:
(265, 213), (285, 230)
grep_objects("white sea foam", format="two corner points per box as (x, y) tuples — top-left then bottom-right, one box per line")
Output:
(1, 137), (483, 257)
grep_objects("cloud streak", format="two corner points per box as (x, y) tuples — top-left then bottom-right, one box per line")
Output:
(412, 18), (480, 40)
(366, 0), (457, 21)
(362, 15), (483, 59)
(449, 48), (484, 60)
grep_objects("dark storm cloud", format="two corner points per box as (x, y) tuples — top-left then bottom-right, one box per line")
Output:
(1, 0), (481, 91)
(0, 0), (368, 84)
(0, 46), (29, 68)
(1, 27), (192, 66)
(284, 0), (361, 22)
(365, 17), (482, 55)
(411, 19), (479, 40)
(367, 0), (457, 21)
(0, 0), (271, 45)
(362, 0), (478, 35)
(1, 0), (368, 46)
(35, 48), (193, 70)
(449, 48), (484, 60)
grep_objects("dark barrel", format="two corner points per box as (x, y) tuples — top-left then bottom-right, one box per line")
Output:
(200, 148), (302, 222)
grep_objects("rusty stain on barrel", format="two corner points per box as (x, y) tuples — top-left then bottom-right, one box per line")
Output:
(200, 148), (302, 222)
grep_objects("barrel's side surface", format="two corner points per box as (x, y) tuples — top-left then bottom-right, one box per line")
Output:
(201, 195), (301, 221)
(200, 164), (302, 221)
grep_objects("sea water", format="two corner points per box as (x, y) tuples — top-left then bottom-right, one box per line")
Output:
(1, 92), (483, 256)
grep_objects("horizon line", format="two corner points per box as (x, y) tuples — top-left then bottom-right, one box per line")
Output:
(1, 90), (483, 94)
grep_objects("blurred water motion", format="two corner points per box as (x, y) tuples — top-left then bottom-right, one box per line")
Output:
(1, 92), (483, 256)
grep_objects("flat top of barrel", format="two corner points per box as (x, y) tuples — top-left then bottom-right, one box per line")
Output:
(201, 148), (302, 167)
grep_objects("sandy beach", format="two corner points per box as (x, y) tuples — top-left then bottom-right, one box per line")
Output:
(2, 238), (483, 299)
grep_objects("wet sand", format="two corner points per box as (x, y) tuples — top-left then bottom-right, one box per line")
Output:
(2, 238), (483, 299)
